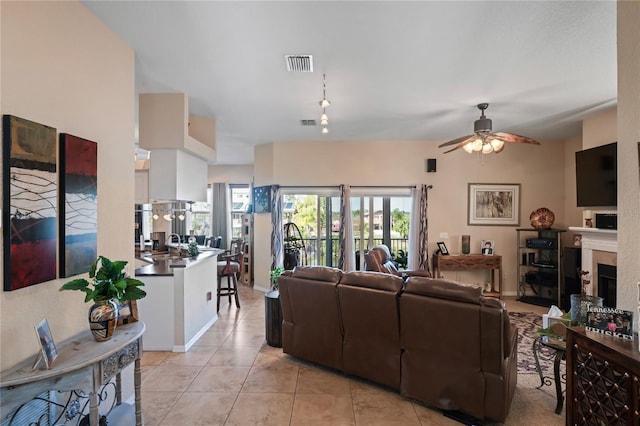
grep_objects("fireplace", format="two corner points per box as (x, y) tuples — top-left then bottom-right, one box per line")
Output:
(597, 263), (617, 307)
(568, 226), (617, 303)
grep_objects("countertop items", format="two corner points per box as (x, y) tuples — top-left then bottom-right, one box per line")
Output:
(135, 249), (223, 276)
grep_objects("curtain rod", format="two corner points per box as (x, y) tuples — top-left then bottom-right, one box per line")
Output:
(281, 185), (433, 189)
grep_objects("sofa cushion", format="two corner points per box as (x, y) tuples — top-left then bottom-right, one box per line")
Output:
(340, 270), (404, 292)
(290, 265), (342, 283)
(404, 276), (482, 304)
(338, 271), (404, 389)
(279, 267), (343, 371)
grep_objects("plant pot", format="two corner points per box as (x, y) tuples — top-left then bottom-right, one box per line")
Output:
(570, 294), (603, 326)
(88, 300), (119, 342)
(265, 290), (282, 348)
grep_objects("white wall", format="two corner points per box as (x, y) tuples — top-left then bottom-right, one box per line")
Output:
(0, 1), (135, 369)
(208, 164), (253, 184)
(253, 138), (569, 294)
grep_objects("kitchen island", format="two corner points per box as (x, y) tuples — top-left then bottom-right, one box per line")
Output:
(135, 249), (224, 352)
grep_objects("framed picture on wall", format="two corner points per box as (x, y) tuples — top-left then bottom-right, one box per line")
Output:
(253, 185), (272, 213)
(468, 183), (520, 226)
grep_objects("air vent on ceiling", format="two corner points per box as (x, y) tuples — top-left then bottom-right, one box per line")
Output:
(300, 119), (317, 126)
(285, 55), (313, 72)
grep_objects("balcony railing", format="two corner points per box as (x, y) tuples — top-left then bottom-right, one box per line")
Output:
(297, 237), (408, 269)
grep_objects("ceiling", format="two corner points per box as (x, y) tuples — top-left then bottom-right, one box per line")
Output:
(83, 1), (617, 165)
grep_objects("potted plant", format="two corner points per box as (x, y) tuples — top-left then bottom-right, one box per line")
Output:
(270, 266), (284, 290)
(60, 256), (146, 341)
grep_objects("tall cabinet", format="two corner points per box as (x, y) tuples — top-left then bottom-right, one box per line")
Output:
(516, 228), (565, 307)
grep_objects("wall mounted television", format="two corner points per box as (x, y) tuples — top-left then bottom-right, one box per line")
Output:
(575, 142), (617, 207)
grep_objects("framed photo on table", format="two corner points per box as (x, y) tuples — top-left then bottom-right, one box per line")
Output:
(481, 240), (495, 256)
(437, 242), (449, 255)
(116, 300), (139, 326)
(468, 183), (520, 226)
(34, 318), (57, 369)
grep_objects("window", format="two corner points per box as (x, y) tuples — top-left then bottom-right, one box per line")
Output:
(351, 193), (411, 270)
(189, 189), (212, 236)
(230, 184), (250, 238)
(279, 187), (411, 270)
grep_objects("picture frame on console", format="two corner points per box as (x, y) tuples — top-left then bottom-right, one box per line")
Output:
(481, 240), (494, 256)
(436, 242), (449, 255)
(468, 183), (520, 226)
(116, 300), (139, 326)
(34, 318), (57, 370)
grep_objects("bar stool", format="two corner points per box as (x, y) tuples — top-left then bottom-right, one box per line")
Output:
(217, 250), (243, 311)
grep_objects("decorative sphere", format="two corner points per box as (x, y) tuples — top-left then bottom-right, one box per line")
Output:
(530, 207), (555, 230)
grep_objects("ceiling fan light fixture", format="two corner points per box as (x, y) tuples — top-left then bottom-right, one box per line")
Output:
(490, 138), (505, 151)
(319, 99), (331, 108)
(438, 103), (541, 154)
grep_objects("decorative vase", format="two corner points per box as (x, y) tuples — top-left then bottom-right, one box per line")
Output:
(570, 294), (603, 326)
(88, 300), (119, 342)
(461, 235), (470, 255)
(530, 207), (555, 230)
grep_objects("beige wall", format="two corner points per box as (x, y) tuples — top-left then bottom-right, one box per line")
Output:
(1, 1), (135, 369)
(616, 0), (640, 313)
(563, 132), (583, 239)
(251, 138), (570, 294)
(583, 106), (617, 149)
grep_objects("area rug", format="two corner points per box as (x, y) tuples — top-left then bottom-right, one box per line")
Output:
(509, 311), (561, 375)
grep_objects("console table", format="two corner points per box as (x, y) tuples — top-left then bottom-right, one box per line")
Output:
(433, 254), (502, 298)
(1, 321), (145, 425)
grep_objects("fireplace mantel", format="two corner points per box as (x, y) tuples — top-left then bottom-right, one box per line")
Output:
(568, 227), (617, 296)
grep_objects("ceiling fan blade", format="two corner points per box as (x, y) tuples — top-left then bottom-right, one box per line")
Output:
(438, 134), (474, 148)
(492, 132), (541, 145)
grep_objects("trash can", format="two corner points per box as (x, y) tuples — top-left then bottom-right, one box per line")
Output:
(265, 290), (282, 347)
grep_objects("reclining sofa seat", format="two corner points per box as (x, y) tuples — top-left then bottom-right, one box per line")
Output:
(337, 271), (404, 389)
(399, 276), (517, 423)
(278, 266), (343, 371)
(365, 244), (432, 278)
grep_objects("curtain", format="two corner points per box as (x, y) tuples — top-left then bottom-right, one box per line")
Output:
(211, 183), (228, 247)
(270, 185), (283, 270)
(338, 184), (356, 271)
(408, 184), (430, 271)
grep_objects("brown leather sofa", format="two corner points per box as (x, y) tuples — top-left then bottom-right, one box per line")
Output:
(278, 266), (517, 423)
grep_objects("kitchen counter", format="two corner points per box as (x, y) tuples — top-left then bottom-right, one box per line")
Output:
(135, 249), (224, 276)
(135, 248), (223, 352)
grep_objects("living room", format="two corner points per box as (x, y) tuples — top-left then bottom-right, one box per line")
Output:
(1, 1), (639, 425)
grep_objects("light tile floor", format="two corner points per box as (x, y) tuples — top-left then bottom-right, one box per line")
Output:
(140, 286), (560, 425)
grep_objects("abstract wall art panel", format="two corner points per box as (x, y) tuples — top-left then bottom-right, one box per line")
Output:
(59, 133), (98, 277)
(2, 115), (57, 291)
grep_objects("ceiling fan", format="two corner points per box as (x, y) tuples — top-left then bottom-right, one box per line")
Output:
(438, 103), (540, 154)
